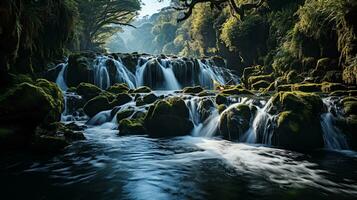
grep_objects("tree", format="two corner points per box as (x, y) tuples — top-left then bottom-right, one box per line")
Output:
(173, 0), (264, 22)
(76, 0), (141, 50)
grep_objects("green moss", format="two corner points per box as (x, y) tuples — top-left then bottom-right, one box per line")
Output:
(111, 93), (132, 107)
(277, 111), (300, 133)
(136, 93), (158, 106)
(251, 80), (271, 90)
(118, 118), (146, 135)
(321, 82), (347, 93)
(220, 87), (254, 96)
(219, 103), (252, 140)
(132, 86), (152, 93)
(144, 97), (193, 137)
(342, 97), (357, 115)
(182, 86), (204, 94)
(268, 91), (325, 150)
(247, 74), (274, 86)
(107, 83), (129, 94)
(292, 83), (322, 92)
(0, 82), (63, 128)
(83, 95), (111, 118)
(217, 104), (227, 114)
(116, 109), (135, 123)
(76, 83), (102, 101)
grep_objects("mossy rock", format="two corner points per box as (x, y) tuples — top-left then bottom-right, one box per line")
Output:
(292, 83), (322, 92)
(76, 83), (102, 101)
(220, 87), (254, 96)
(217, 104), (227, 114)
(0, 82), (63, 129)
(144, 97), (193, 137)
(321, 82), (347, 93)
(251, 80), (271, 90)
(286, 70), (304, 84)
(267, 92), (324, 151)
(107, 83), (129, 94)
(198, 98), (215, 121)
(132, 86), (152, 93)
(118, 118), (147, 135)
(342, 97), (357, 116)
(111, 93), (132, 107)
(83, 95), (111, 118)
(247, 74), (273, 87)
(116, 109), (135, 123)
(136, 93), (158, 106)
(182, 86), (204, 94)
(219, 104), (252, 140)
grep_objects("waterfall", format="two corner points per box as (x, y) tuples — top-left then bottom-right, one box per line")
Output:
(55, 63), (68, 91)
(321, 97), (349, 150)
(54, 54), (239, 91)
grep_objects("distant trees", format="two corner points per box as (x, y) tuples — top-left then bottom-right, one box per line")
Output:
(76, 0), (141, 50)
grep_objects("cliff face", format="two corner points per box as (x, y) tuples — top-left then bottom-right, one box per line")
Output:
(0, 0), (77, 77)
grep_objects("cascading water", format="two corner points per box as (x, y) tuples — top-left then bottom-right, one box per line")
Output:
(321, 97), (349, 150)
(55, 54), (239, 91)
(55, 63), (68, 91)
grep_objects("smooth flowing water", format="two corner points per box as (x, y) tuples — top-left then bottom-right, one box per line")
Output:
(1, 126), (357, 200)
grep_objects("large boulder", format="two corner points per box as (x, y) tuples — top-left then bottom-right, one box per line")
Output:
(76, 83), (102, 101)
(182, 86), (204, 94)
(107, 83), (129, 94)
(0, 81), (64, 129)
(118, 118), (147, 135)
(83, 95), (111, 118)
(219, 104), (252, 140)
(267, 91), (324, 151)
(144, 97), (193, 137)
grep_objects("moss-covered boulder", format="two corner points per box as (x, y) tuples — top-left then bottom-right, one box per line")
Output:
(136, 93), (158, 106)
(116, 109), (135, 123)
(144, 97), (193, 137)
(220, 86), (254, 96)
(118, 118), (147, 135)
(76, 83), (102, 101)
(0, 81), (64, 129)
(132, 86), (152, 93)
(217, 104), (227, 114)
(107, 83), (129, 94)
(342, 97), (357, 116)
(219, 104), (252, 140)
(267, 91), (324, 151)
(111, 93), (132, 107)
(182, 86), (204, 94)
(286, 70), (304, 84)
(83, 95), (111, 118)
(198, 98), (215, 121)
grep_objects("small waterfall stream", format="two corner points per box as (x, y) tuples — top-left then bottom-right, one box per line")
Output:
(321, 97), (349, 150)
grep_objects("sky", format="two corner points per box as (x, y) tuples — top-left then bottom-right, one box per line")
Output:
(139, 0), (170, 17)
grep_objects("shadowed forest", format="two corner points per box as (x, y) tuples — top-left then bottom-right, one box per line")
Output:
(0, 0), (357, 199)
